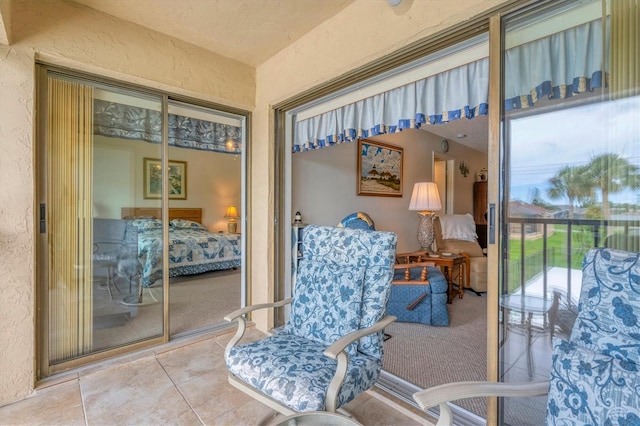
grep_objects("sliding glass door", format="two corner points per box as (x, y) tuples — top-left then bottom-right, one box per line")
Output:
(499, 1), (640, 423)
(37, 73), (165, 373)
(36, 67), (248, 377)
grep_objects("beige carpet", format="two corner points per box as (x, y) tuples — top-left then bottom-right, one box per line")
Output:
(169, 268), (241, 335)
(383, 291), (488, 418)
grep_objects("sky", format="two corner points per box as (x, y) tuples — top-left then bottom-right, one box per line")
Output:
(360, 141), (402, 178)
(509, 95), (640, 205)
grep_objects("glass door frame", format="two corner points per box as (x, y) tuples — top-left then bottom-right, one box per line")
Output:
(35, 63), (251, 378)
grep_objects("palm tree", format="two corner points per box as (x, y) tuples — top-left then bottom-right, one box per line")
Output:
(585, 153), (640, 218)
(547, 165), (591, 218)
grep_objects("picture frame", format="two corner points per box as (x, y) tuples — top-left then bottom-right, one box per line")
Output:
(357, 139), (403, 197)
(143, 158), (187, 200)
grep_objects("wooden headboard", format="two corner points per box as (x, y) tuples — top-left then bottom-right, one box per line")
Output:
(121, 207), (203, 224)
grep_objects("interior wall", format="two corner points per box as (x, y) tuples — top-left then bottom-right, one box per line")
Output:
(94, 137), (242, 232)
(0, 0), (253, 406)
(292, 128), (487, 252)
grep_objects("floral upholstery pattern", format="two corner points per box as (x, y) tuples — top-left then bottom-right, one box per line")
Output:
(226, 333), (381, 412)
(300, 225), (397, 358)
(286, 260), (366, 356)
(169, 219), (207, 230)
(546, 248), (640, 425)
(225, 225), (397, 412)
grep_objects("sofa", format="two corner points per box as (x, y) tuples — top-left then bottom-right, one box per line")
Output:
(434, 214), (487, 293)
(387, 262), (449, 326)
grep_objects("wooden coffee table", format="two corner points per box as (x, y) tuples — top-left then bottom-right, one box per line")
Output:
(396, 250), (467, 303)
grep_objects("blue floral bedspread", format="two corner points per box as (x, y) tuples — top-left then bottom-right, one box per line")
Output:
(137, 228), (241, 286)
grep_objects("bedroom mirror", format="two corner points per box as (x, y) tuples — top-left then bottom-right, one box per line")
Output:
(36, 66), (248, 377)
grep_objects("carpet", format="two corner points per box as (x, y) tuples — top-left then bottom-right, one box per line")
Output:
(383, 291), (488, 418)
(169, 268), (242, 335)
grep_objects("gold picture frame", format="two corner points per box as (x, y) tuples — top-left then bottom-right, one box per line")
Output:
(143, 158), (187, 200)
(357, 139), (403, 197)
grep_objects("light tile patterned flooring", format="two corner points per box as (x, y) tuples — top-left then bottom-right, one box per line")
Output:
(0, 328), (430, 425)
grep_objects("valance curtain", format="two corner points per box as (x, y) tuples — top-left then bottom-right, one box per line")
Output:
(93, 100), (242, 154)
(293, 58), (489, 152)
(293, 18), (607, 153)
(504, 18), (606, 110)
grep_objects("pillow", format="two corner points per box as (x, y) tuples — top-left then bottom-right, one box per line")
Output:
(439, 214), (477, 242)
(285, 259), (366, 356)
(128, 218), (162, 231)
(546, 338), (640, 425)
(169, 219), (206, 230)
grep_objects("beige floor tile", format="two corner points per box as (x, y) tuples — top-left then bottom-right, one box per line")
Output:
(3, 332), (427, 426)
(79, 357), (197, 425)
(156, 338), (226, 385)
(0, 380), (85, 426)
(210, 398), (279, 426)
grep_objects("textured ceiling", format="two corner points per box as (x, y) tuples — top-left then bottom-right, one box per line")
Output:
(69, 0), (488, 153)
(71, 0), (354, 66)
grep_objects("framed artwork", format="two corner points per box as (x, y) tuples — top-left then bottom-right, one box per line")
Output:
(357, 139), (403, 197)
(143, 158), (187, 199)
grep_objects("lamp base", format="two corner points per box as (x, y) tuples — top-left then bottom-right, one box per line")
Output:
(227, 221), (237, 234)
(416, 213), (436, 253)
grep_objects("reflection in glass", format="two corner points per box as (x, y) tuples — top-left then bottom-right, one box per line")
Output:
(500, 1), (640, 423)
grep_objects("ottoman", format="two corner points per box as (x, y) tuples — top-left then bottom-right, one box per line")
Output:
(387, 264), (449, 326)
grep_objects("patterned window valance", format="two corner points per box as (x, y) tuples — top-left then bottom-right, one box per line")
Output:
(293, 18), (606, 153)
(93, 100), (242, 154)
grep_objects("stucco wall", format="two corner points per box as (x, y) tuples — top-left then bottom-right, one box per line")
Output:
(0, 0), (253, 406)
(252, 0), (507, 328)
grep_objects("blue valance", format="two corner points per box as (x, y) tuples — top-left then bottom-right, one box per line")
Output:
(93, 100), (242, 154)
(293, 18), (606, 153)
(293, 58), (489, 152)
(504, 18), (606, 111)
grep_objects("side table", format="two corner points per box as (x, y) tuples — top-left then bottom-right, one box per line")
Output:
(396, 251), (467, 303)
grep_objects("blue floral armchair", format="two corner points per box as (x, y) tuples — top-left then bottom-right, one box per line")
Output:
(412, 247), (640, 425)
(224, 225), (397, 416)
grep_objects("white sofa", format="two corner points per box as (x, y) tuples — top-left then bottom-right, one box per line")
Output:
(434, 214), (487, 293)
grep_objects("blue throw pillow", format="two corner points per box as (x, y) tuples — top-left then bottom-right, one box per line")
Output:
(285, 259), (365, 356)
(546, 338), (640, 425)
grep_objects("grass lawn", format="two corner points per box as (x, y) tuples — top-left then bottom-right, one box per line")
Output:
(506, 224), (595, 291)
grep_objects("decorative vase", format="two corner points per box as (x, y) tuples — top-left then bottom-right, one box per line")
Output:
(416, 213), (436, 252)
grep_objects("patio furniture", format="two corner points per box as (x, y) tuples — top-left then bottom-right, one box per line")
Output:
(412, 247), (640, 425)
(224, 225), (397, 416)
(388, 261), (449, 325)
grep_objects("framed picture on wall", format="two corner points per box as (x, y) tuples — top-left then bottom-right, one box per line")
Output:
(357, 139), (403, 197)
(143, 158), (187, 199)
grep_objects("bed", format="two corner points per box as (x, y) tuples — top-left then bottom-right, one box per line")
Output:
(121, 208), (241, 286)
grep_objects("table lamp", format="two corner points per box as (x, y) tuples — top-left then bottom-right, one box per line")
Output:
(409, 182), (442, 253)
(225, 205), (239, 233)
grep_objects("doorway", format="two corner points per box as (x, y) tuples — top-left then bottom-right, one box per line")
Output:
(36, 66), (248, 377)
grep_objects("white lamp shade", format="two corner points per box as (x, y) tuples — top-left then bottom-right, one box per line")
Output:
(409, 182), (442, 212)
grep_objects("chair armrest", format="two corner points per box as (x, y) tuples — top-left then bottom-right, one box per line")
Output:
(224, 298), (292, 357)
(224, 298), (292, 322)
(323, 315), (396, 359)
(323, 315), (396, 412)
(413, 380), (549, 426)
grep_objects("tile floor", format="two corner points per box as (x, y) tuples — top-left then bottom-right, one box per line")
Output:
(0, 328), (430, 426)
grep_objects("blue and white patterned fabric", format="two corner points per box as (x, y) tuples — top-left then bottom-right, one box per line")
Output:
(286, 260), (366, 356)
(134, 226), (241, 286)
(388, 266), (449, 326)
(546, 248), (640, 425)
(226, 225), (397, 412)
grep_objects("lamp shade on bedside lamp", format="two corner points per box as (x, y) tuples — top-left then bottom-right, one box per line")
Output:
(409, 182), (442, 252)
(224, 205), (239, 233)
